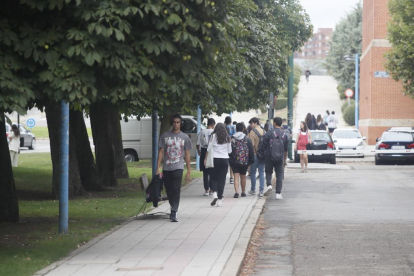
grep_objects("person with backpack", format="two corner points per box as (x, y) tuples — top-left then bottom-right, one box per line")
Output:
(316, 114), (326, 130)
(204, 123), (232, 207)
(225, 116), (235, 184)
(327, 111), (339, 134)
(196, 118), (216, 196)
(260, 117), (289, 199)
(323, 110), (330, 126)
(248, 117), (266, 197)
(230, 123), (254, 198)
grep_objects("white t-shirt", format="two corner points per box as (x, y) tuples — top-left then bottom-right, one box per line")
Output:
(196, 129), (214, 148)
(207, 134), (232, 159)
(327, 115), (338, 128)
(9, 132), (20, 152)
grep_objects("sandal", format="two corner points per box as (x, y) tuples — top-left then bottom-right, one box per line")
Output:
(233, 193), (239, 198)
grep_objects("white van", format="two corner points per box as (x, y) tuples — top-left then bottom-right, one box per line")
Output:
(121, 115), (205, 162)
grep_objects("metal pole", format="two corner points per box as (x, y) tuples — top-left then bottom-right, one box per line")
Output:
(287, 54), (294, 160)
(152, 110), (158, 177)
(59, 100), (69, 234)
(268, 92), (274, 122)
(196, 106), (201, 171)
(17, 113), (20, 126)
(355, 54), (359, 129)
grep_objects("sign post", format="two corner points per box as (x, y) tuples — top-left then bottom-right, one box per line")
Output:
(26, 117), (36, 129)
(345, 89), (354, 107)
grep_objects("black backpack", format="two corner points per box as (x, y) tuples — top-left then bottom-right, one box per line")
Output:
(269, 129), (286, 161)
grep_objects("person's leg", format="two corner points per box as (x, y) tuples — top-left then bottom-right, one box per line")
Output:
(233, 172), (240, 195)
(240, 174), (247, 194)
(274, 161), (284, 194)
(304, 153), (308, 170)
(164, 170), (183, 213)
(250, 156), (258, 192)
(258, 160), (265, 193)
(265, 160), (273, 187)
(210, 159), (219, 193)
(230, 166), (234, 183)
(300, 154), (304, 171)
(217, 159), (228, 200)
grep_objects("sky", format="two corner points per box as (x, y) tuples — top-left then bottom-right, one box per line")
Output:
(298, 0), (362, 31)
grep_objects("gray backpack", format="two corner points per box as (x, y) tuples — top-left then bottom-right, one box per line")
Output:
(270, 129), (286, 161)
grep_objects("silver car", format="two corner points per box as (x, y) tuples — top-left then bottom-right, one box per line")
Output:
(332, 128), (366, 158)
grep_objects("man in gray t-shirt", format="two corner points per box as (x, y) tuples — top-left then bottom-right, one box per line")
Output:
(156, 115), (192, 222)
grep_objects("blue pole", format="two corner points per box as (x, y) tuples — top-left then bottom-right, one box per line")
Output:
(355, 54), (359, 129)
(196, 106), (201, 171)
(59, 100), (69, 234)
(152, 110), (158, 177)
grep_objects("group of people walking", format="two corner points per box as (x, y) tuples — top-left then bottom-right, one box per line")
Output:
(156, 114), (292, 222)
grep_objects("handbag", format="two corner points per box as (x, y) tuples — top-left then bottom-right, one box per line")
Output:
(305, 143), (312, 150)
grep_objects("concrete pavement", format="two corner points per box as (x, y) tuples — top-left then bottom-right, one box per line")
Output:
(35, 177), (266, 276)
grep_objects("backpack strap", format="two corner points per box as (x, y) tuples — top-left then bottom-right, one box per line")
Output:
(252, 128), (262, 139)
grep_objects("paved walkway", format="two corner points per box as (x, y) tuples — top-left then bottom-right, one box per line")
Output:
(36, 177), (265, 276)
(295, 75), (346, 132)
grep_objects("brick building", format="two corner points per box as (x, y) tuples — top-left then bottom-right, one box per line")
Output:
(294, 28), (333, 59)
(360, 0), (414, 144)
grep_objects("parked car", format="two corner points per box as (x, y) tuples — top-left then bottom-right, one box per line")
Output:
(332, 128), (366, 157)
(5, 122), (11, 142)
(18, 124), (36, 150)
(375, 131), (414, 165)
(121, 115), (205, 162)
(294, 130), (336, 164)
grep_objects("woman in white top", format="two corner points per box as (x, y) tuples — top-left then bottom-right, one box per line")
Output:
(204, 123), (232, 207)
(8, 124), (20, 167)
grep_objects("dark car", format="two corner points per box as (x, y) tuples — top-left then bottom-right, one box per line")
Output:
(375, 131), (414, 165)
(294, 130), (336, 164)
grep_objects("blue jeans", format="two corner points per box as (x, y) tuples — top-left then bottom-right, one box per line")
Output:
(250, 155), (265, 192)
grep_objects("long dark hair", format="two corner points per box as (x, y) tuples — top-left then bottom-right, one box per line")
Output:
(300, 121), (308, 132)
(212, 123), (230, 144)
(316, 114), (322, 123)
(11, 124), (20, 137)
(305, 113), (312, 126)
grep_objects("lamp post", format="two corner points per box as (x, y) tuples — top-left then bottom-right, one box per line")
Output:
(344, 54), (360, 129)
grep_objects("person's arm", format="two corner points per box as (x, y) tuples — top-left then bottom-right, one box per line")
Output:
(247, 138), (255, 164)
(308, 132), (312, 144)
(155, 148), (163, 175)
(196, 131), (202, 156)
(185, 149), (191, 183)
(295, 133), (299, 150)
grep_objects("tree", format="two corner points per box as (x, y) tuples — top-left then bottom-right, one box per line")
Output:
(325, 3), (362, 94)
(385, 0), (414, 96)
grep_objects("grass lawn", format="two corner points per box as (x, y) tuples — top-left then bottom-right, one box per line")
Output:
(30, 126), (93, 139)
(0, 153), (202, 276)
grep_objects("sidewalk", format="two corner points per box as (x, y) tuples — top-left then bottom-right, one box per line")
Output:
(35, 177), (266, 276)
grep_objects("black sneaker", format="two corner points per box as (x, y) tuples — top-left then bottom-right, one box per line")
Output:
(170, 211), (178, 222)
(211, 198), (218, 206)
(241, 192), (246, 197)
(234, 193), (239, 198)
(230, 178), (234, 184)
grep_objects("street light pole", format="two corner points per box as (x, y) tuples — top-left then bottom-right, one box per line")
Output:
(355, 53), (360, 129)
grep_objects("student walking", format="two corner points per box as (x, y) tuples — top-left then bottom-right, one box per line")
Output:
(156, 114), (192, 222)
(305, 69), (311, 83)
(261, 117), (289, 199)
(248, 118), (266, 197)
(196, 118), (216, 196)
(323, 110), (330, 126)
(295, 121), (312, 173)
(230, 123), (254, 198)
(8, 124), (20, 167)
(204, 123), (232, 207)
(305, 113), (317, 130)
(327, 111), (339, 134)
(225, 116), (235, 185)
(316, 114), (326, 130)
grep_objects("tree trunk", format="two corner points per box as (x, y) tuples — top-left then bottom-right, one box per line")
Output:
(89, 100), (118, 187)
(109, 109), (129, 179)
(160, 112), (174, 136)
(0, 111), (19, 222)
(45, 102), (85, 198)
(70, 109), (103, 191)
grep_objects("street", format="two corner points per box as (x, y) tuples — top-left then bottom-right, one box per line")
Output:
(243, 163), (414, 275)
(19, 139), (94, 154)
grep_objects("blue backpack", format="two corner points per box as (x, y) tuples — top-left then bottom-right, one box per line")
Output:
(226, 125), (236, 137)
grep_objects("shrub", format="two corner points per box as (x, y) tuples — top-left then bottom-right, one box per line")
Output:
(275, 97), (287, 110)
(341, 99), (355, 113)
(343, 105), (355, 125)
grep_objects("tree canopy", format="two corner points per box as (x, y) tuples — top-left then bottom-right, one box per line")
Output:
(325, 3), (362, 95)
(385, 0), (414, 96)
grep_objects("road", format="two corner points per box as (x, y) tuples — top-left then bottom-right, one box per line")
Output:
(20, 139), (94, 154)
(244, 163), (414, 275)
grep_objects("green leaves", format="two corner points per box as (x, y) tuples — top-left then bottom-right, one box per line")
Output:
(167, 14), (182, 25)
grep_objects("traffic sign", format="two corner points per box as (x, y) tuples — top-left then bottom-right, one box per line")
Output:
(26, 117), (36, 128)
(345, 89), (354, 98)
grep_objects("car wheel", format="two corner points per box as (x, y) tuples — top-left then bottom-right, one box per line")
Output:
(29, 138), (36, 150)
(330, 156), (336, 164)
(124, 150), (138, 162)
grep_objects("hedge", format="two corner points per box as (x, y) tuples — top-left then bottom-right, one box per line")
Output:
(341, 99), (355, 113)
(275, 97), (287, 110)
(343, 105), (355, 125)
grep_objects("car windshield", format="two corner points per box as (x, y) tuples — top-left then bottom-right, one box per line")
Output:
(382, 132), (413, 142)
(333, 130), (361, 139)
(311, 132), (331, 142)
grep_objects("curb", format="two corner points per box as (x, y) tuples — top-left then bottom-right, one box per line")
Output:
(221, 196), (267, 276)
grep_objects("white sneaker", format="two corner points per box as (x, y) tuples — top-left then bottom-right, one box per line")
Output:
(230, 178), (234, 184)
(275, 193), (283, 200)
(217, 199), (223, 207)
(263, 185), (273, 196)
(248, 190), (256, 195)
(203, 191), (209, 196)
(259, 193), (264, 198)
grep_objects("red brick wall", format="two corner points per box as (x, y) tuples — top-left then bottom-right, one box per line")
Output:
(362, 0), (374, 51)
(360, 49), (372, 120)
(374, 0), (390, 39)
